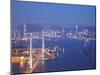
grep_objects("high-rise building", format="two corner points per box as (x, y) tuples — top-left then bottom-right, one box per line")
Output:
(76, 25), (78, 33)
(24, 23), (26, 37)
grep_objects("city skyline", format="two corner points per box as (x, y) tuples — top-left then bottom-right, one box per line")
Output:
(11, 1), (96, 74)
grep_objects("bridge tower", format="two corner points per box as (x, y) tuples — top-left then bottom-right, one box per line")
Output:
(42, 31), (45, 60)
(29, 33), (32, 69)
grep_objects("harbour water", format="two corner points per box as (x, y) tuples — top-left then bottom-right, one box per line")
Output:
(43, 39), (96, 72)
(12, 38), (96, 74)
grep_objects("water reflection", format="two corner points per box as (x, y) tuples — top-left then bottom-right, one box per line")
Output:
(12, 39), (96, 74)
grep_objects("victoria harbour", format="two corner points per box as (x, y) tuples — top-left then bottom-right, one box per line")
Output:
(11, 1), (96, 74)
(11, 24), (96, 74)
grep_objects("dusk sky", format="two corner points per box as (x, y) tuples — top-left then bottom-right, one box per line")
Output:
(11, 1), (96, 27)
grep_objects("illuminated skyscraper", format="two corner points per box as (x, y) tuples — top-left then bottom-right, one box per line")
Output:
(76, 25), (78, 33)
(24, 23), (26, 37)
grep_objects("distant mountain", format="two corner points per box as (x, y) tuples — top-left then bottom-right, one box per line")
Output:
(14, 24), (96, 33)
(16, 24), (43, 32)
(26, 24), (43, 32)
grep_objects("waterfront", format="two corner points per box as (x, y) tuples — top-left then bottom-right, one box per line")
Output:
(11, 1), (96, 74)
(11, 38), (96, 74)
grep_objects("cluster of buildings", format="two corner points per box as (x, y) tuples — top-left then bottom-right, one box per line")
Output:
(12, 24), (96, 41)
